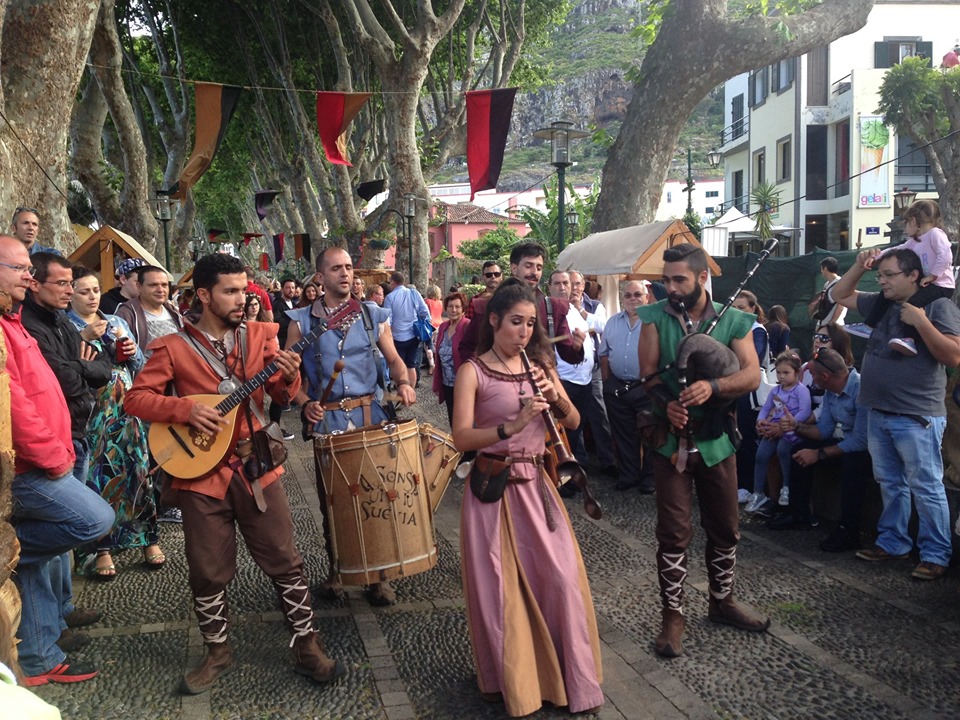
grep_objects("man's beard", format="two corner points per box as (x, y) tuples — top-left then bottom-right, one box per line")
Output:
(668, 283), (702, 313)
(212, 305), (243, 327)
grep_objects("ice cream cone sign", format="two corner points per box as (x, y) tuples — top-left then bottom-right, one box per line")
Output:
(861, 120), (889, 177)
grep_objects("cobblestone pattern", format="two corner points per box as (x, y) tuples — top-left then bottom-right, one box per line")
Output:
(29, 391), (960, 719)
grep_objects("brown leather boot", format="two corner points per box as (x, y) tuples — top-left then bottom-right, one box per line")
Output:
(293, 632), (346, 683)
(654, 608), (685, 658)
(180, 642), (234, 695)
(708, 595), (770, 632)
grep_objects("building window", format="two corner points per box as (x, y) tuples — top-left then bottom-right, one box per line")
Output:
(895, 134), (934, 192)
(705, 207), (715, 215)
(835, 121), (850, 198)
(749, 68), (768, 108)
(753, 149), (766, 185)
(705, 190), (719, 198)
(733, 170), (745, 212)
(731, 94), (745, 139)
(875, 38), (932, 68)
(666, 192), (672, 203)
(776, 136), (792, 183)
(770, 58), (796, 94)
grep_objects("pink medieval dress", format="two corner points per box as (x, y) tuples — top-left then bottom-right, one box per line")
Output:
(460, 358), (603, 717)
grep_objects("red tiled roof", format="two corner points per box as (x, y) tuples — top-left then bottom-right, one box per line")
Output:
(437, 201), (526, 225)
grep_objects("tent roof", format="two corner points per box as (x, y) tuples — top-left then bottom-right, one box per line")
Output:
(68, 225), (168, 291)
(706, 207), (802, 238)
(555, 219), (722, 278)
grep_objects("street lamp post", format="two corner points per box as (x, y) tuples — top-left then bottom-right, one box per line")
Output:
(565, 209), (579, 243)
(684, 148), (723, 216)
(150, 190), (179, 270)
(404, 194), (416, 282)
(534, 120), (588, 253)
(887, 186), (918, 245)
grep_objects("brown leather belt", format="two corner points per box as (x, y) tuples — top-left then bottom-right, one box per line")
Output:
(321, 395), (373, 412)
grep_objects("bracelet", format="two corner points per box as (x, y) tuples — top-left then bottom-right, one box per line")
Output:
(708, 379), (720, 396)
(497, 423), (511, 440)
(549, 397), (571, 419)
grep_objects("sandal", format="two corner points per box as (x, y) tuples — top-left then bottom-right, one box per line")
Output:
(94, 551), (116, 582)
(143, 545), (166, 569)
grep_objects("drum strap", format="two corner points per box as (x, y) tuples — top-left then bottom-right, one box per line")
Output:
(544, 296), (555, 339)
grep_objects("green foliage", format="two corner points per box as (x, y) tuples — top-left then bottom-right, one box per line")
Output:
(877, 56), (956, 143)
(751, 180), (782, 240)
(457, 221), (524, 268)
(682, 208), (703, 240)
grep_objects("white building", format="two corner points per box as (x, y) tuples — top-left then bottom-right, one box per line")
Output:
(717, 1), (957, 256)
(653, 179), (725, 223)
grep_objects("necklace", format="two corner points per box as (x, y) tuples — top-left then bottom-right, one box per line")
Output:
(491, 346), (526, 409)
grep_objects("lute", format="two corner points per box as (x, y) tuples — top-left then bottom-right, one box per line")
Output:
(148, 299), (362, 479)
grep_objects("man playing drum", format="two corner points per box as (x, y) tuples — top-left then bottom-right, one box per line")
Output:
(126, 253), (344, 694)
(636, 243), (769, 659)
(285, 247), (416, 606)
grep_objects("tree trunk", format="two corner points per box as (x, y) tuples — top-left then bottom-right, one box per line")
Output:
(1, 0), (102, 251)
(88, 0), (159, 252)
(593, 0), (876, 232)
(71, 74), (122, 222)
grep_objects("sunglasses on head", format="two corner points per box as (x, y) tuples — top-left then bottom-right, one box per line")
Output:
(813, 333), (831, 342)
(12, 206), (38, 222)
(483, 271), (502, 278)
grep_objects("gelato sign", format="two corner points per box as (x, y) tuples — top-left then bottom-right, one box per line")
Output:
(858, 117), (891, 208)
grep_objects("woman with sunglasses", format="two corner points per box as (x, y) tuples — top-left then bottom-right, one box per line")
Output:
(802, 323), (855, 417)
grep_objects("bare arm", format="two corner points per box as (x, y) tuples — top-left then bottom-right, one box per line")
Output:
(831, 249), (880, 309)
(377, 323), (416, 405)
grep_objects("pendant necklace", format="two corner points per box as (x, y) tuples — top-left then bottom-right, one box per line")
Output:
(491, 346), (526, 410)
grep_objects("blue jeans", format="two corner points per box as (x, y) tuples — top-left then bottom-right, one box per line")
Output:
(867, 410), (951, 567)
(753, 437), (794, 493)
(12, 468), (113, 675)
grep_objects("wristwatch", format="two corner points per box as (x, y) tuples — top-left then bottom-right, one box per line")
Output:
(817, 448), (828, 461)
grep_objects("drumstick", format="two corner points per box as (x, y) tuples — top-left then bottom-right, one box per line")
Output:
(301, 359), (345, 441)
(547, 329), (597, 345)
(318, 359), (346, 406)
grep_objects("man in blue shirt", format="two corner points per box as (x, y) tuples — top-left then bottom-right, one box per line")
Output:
(383, 271), (430, 387)
(774, 348), (871, 552)
(11, 207), (61, 255)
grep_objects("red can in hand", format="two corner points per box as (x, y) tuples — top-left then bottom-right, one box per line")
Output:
(111, 326), (132, 362)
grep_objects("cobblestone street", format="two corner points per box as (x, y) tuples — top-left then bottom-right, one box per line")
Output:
(33, 393), (960, 720)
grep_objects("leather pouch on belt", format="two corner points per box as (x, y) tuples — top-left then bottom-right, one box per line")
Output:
(637, 410), (669, 449)
(243, 422), (289, 480)
(470, 455), (511, 503)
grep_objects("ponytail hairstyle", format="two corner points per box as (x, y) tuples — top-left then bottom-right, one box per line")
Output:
(476, 277), (554, 369)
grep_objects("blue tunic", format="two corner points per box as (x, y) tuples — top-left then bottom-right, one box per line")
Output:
(288, 302), (391, 432)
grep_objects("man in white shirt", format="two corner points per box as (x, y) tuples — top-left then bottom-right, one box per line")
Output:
(549, 271), (616, 478)
(116, 266), (183, 359)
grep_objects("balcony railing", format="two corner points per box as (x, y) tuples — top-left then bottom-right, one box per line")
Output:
(895, 163), (936, 193)
(718, 196), (749, 214)
(718, 118), (749, 147)
(831, 73), (852, 96)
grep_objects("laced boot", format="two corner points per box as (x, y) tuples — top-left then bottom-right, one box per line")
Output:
(654, 550), (687, 658)
(705, 544), (770, 632)
(181, 590), (233, 694)
(180, 642), (234, 695)
(293, 631), (346, 683)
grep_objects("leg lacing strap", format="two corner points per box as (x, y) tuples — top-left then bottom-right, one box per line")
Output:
(537, 465), (557, 532)
(194, 591), (228, 644)
(708, 545), (736, 600)
(275, 578), (316, 647)
(658, 552), (687, 613)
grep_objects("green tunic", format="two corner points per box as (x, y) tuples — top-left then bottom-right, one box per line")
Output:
(636, 298), (753, 467)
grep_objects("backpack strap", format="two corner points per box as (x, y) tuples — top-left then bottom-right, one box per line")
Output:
(360, 302), (386, 390)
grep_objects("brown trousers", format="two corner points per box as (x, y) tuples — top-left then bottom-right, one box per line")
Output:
(652, 452), (740, 555)
(180, 474), (307, 598)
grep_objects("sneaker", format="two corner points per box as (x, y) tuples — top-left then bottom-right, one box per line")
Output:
(778, 487), (790, 506)
(819, 527), (859, 553)
(911, 561), (947, 581)
(281, 429), (295, 441)
(889, 338), (917, 356)
(753, 497), (776, 518)
(158, 508), (183, 523)
(737, 488), (752, 504)
(768, 513), (817, 531)
(22, 658), (99, 686)
(744, 493), (767, 514)
(856, 544), (910, 561)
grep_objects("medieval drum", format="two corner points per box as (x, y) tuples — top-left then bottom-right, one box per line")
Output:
(418, 423), (461, 514)
(314, 420), (437, 586)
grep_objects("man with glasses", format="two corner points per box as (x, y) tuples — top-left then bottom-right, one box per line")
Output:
(464, 260), (503, 319)
(1, 240), (113, 685)
(599, 280), (656, 493)
(459, 242), (584, 365)
(831, 247), (960, 581)
(11, 207), (60, 255)
(772, 347), (871, 552)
